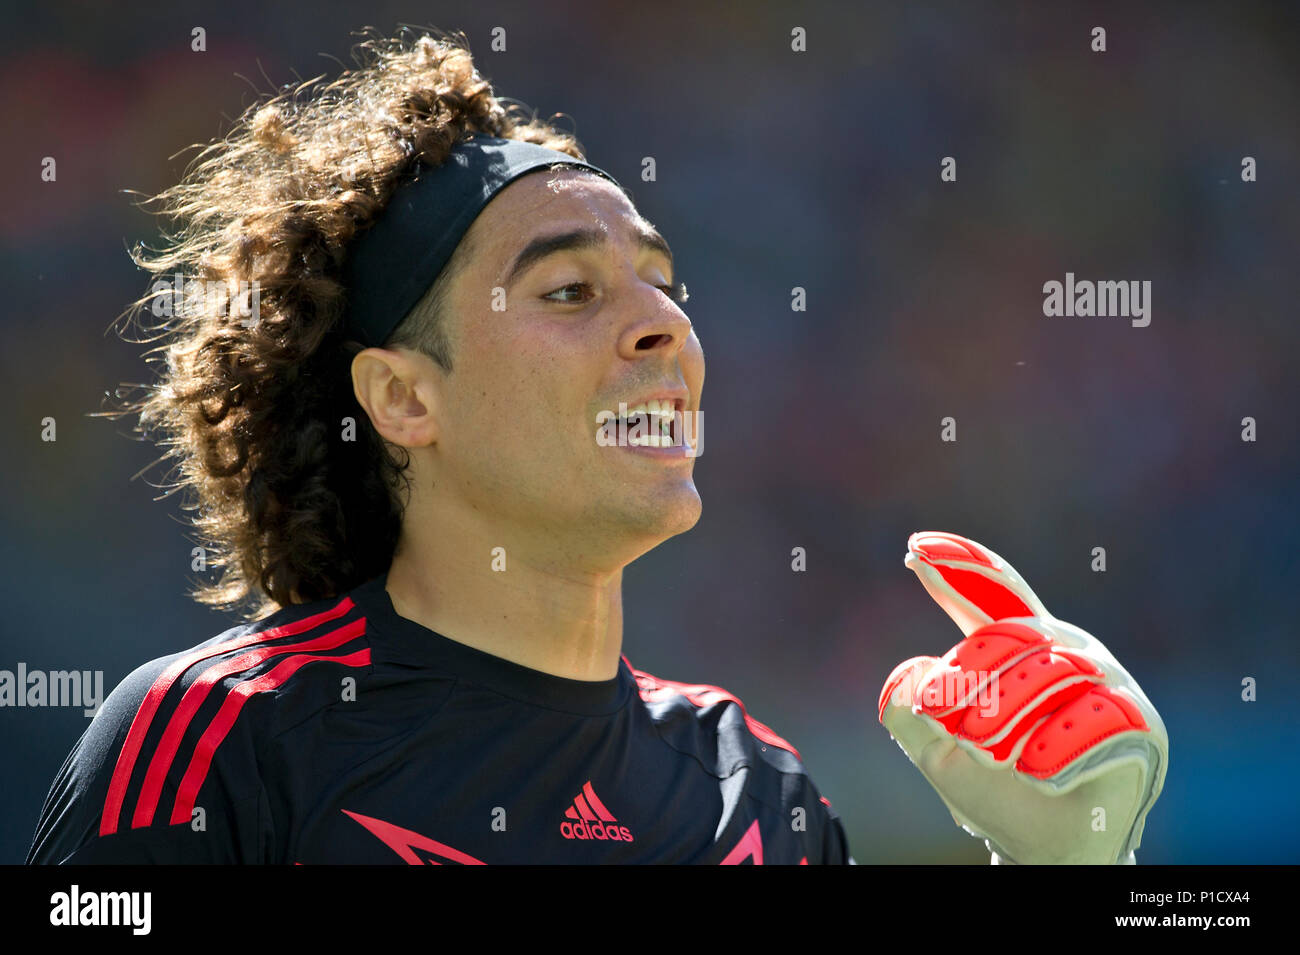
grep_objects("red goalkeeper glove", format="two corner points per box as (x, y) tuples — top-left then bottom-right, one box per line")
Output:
(878, 531), (1168, 864)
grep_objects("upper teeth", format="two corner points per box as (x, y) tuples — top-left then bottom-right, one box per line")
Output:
(625, 399), (675, 416)
(623, 400), (676, 446)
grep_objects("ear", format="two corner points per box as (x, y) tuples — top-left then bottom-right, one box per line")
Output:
(351, 347), (440, 448)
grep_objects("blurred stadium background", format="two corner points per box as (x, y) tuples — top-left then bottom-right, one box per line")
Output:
(1, 0), (1297, 863)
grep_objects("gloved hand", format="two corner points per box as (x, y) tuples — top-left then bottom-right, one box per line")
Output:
(878, 531), (1168, 864)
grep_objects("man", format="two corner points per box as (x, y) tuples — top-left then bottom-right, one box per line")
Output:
(27, 30), (1164, 865)
(26, 31), (847, 865)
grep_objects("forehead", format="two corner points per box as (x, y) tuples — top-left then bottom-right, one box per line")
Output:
(465, 169), (644, 263)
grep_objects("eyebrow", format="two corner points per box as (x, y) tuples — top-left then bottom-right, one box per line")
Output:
(500, 222), (674, 291)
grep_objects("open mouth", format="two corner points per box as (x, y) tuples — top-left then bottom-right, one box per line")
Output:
(596, 397), (700, 457)
(613, 399), (681, 448)
(618, 412), (678, 447)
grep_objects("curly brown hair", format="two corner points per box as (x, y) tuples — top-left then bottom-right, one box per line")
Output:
(112, 27), (593, 620)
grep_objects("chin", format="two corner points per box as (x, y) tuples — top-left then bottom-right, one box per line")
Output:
(606, 485), (702, 558)
(646, 485), (704, 540)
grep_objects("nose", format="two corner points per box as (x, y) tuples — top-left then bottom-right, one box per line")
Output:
(615, 282), (693, 359)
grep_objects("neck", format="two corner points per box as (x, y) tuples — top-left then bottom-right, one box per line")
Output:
(384, 506), (626, 683)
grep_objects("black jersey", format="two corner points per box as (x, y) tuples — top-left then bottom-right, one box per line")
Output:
(27, 573), (853, 864)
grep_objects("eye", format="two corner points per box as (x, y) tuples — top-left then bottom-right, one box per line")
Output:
(543, 282), (594, 304)
(543, 279), (689, 305)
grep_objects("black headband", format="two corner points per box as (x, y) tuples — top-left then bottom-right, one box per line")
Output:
(341, 134), (622, 347)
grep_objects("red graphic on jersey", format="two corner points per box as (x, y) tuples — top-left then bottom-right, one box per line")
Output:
(342, 810), (486, 865)
(342, 807), (793, 864)
(560, 780), (634, 842)
(625, 661), (803, 761)
(718, 819), (764, 865)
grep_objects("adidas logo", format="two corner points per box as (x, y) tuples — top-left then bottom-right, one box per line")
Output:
(559, 780), (634, 843)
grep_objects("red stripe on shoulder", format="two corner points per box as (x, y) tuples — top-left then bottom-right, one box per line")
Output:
(100, 596), (355, 836)
(130, 617), (367, 829)
(169, 647), (372, 825)
(623, 656), (802, 761)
